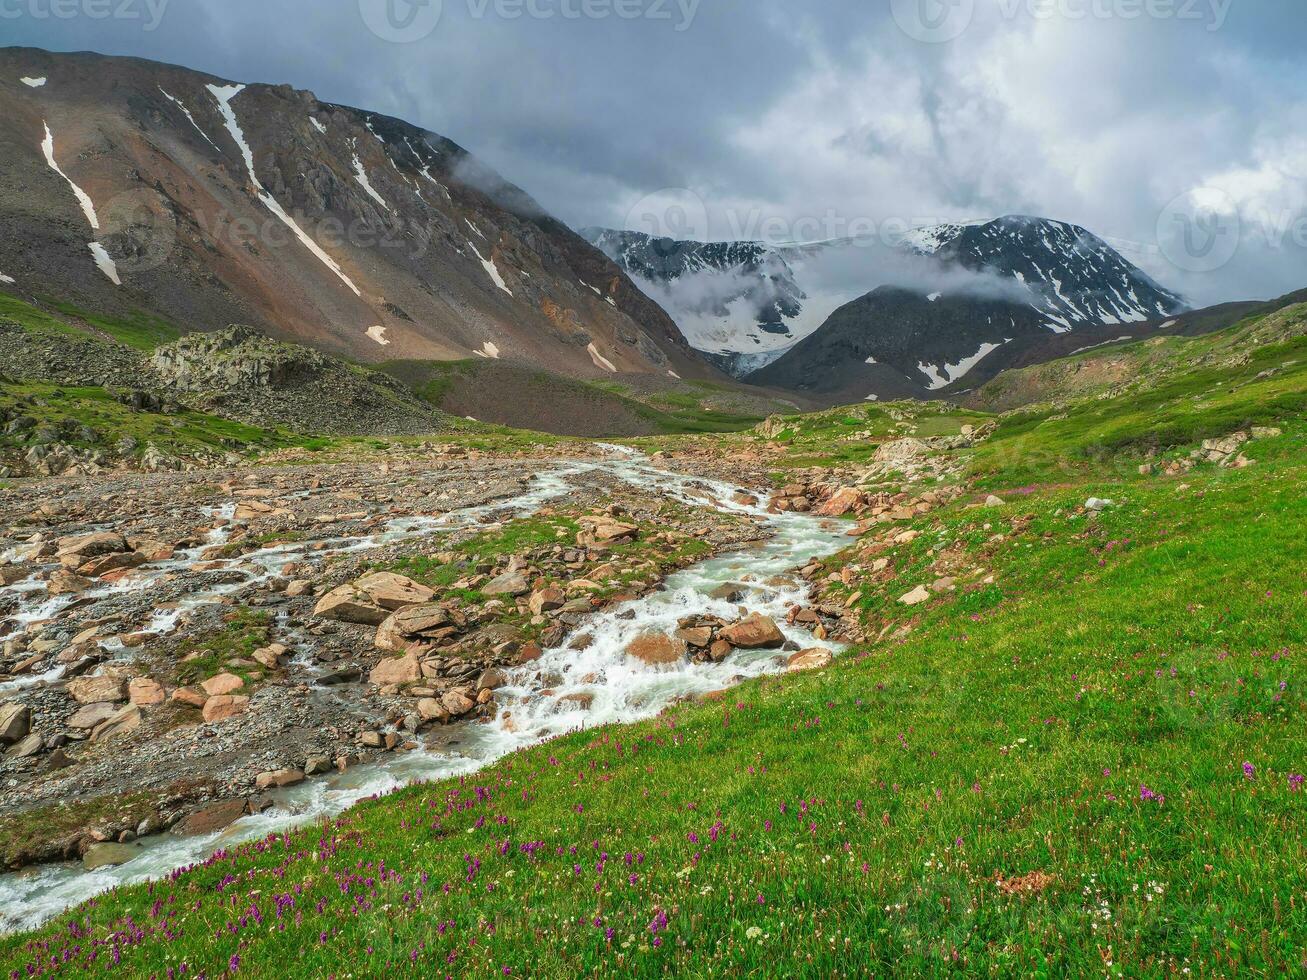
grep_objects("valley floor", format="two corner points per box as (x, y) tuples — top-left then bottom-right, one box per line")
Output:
(1, 395), (1305, 976)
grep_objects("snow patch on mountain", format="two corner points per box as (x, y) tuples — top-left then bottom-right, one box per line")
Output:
(917, 339), (1009, 390)
(467, 241), (512, 296)
(207, 83), (361, 297)
(159, 87), (219, 150)
(41, 123), (100, 229)
(88, 243), (120, 285)
(20, 76), (46, 88)
(351, 152), (392, 212)
(475, 341), (501, 359)
(366, 325), (390, 346)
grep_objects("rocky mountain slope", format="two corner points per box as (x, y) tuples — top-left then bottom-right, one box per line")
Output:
(900, 215), (1186, 328)
(748, 216), (1189, 403)
(583, 228), (812, 376)
(0, 48), (710, 381)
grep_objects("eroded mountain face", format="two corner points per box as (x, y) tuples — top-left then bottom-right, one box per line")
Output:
(0, 49), (709, 381)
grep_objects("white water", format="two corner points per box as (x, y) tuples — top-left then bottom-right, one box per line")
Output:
(0, 450), (847, 932)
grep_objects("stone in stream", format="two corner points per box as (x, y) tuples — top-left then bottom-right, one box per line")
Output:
(370, 653), (422, 686)
(254, 769), (305, 790)
(675, 626), (714, 649)
(718, 614), (785, 650)
(172, 799), (248, 836)
(55, 531), (128, 567)
(441, 689), (476, 717)
(48, 569), (94, 595)
(82, 842), (141, 870)
(625, 632), (688, 667)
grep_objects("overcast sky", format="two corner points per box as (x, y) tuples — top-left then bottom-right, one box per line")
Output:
(7, 0), (1305, 306)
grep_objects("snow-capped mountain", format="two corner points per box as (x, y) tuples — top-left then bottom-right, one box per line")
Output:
(0, 49), (710, 381)
(582, 228), (816, 376)
(748, 216), (1189, 404)
(900, 215), (1187, 330)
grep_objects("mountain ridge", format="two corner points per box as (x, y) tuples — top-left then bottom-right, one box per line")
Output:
(0, 47), (714, 382)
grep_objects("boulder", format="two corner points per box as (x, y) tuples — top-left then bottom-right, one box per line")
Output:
(817, 487), (864, 517)
(68, 701), (119, 730)
(353, 572), (435, 611)
(375, 604), (451, 652)
(56, 531), (127, 567)
(202, 695), (250, 723)
(0, 702), (30, 745)
(48, 569), (94, 595)
(171, 686), (208, 708)
(201, 673), (244, 697)
(128, 677), (166, 706)
(787, 648), (834, 672)
(5, 732), (42, 759)
(313, 585), (388, 625)
(78, 551), (147, 578)
(83, 842), (141, 870)
(983, 495), (1005, 508)
(417, 698), (449, 723)
(441, 689), (476, 716)
(529, 587), (566, 616)
(483, 571), (530, 597)
(625, 632), (688, 666)
(90, 704), (142, 743)
(254, 769), (305, 790)
(718, 615), (785, 650)
(66, 675), (127, 705)
(873, 438), (929, 464)
(899, 585), (931, 606)
(173, 799), (248, 836)
(369, 652), (421, 686)
(676, 626), (714, 649)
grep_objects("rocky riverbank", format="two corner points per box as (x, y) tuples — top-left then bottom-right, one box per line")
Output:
(0, 445), (845, 874)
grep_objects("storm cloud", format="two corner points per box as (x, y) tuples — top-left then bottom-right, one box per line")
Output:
(5, 0), (1304, 306)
